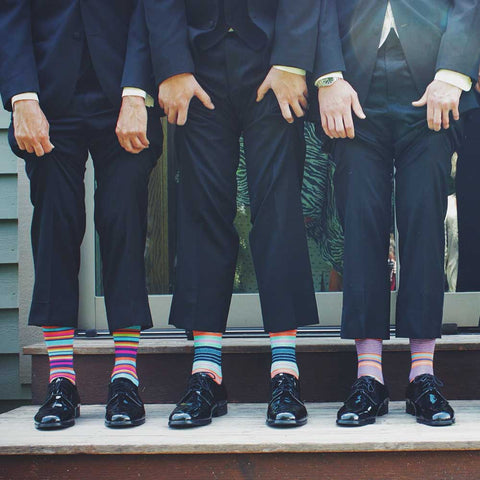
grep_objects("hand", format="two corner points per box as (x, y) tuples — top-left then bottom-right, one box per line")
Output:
(116, 96), (149, 154)
(158, 73), (214, 126)
(412, 79), (461, 131)
(256, 67), (308, 123)
(317, 79), (366, 139)
(13, 100), (54, 156)
(476, 68), (480, 94)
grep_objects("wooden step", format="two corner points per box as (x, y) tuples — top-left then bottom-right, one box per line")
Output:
(2, 402), (480, 480)
(24, 335), (480, 404)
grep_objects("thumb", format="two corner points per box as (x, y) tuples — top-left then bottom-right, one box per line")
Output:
(256, 79), (269, 102)
(351, 94), (366, 119)
(412, 91), (427, 107)
(195, 86), (215, 110)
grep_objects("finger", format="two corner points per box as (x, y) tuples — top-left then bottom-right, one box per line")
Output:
(412, 92), (427, 107)
(33, 142), (45, 157)
(299, 95), (308, 111)
(131, 137), (146, 150)
(344, 110), (355, 139)
(351, 95), (366, 119)
(442, 105), (450, 130)
(291, 100), (305, 118)
(327, 115), (336, 138)
(122, 138), (135, 154)
(40, 136), (54, 154)
(195, 87), (214, 110)
(452, 102), (460, 121)
(167, 107), (178, 125)
(321, 113), (332, 138)
(256, 81), (269, 102)
(138, 131), (150, 148)
(176, 101), (190, 126)
(158, 95), (164, 110)
(279, 101), (294, 123)
(432, 104), (442, 131)
(334, 116), (347, 139)
(16, 138), (26, 151)
(427, 100), (434, 130)
(25, 143), (35, 154)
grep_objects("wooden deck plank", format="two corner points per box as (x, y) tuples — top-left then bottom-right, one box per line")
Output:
(3, 401), (480, 456)
(23, 334), (480, 355)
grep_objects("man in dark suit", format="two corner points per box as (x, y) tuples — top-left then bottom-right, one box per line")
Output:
(0, 0), (163, 429)
(143, 0), (320, 428)
(313, 0), (480, 427)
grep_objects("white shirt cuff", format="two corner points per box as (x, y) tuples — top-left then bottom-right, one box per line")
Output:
(315, 71), (344, 88)
(12, 92), (39, 106)
(273, 66), (306, 76)
(435, 70), (472, 92)
(122, 87), (154, 107)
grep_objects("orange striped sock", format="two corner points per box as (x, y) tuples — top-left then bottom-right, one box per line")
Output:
(111, 327), (141, 386)
(270, 330), (299, 379)
(356, 339), (384, 384)
(43, 326), (76, 385)
(409, 339), (435, 382)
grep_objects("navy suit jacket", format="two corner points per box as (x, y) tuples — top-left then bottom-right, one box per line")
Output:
(0, 0), (157, 116)
(312, 0), (480, 116)
(143, 0), (322, 85)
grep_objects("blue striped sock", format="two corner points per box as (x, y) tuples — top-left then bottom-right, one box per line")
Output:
(270, 330), (299, 379)
(192, 331), (223, 385)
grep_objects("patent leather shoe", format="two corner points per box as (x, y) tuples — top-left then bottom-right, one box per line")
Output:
(34, 377), (81, 430)
(105, 378), (146, 428)
(337, 376), (389, 427)
(169, 373), (228, 428)
(266, 373), (307, 427)
(406, 374), (455, 426)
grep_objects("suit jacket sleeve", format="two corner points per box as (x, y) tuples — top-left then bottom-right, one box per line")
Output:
(436, 0), (480, 81)
(143, 0), (195, 86)
(0, 0), (40, 111)
(121, 0), (156, 99)
(312, 0), (345, 79)
(270, 0), (322, 72)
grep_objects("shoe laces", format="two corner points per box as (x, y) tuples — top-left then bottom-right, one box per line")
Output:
(351, 376), (376, 394)
(272, 373), (296, 391)
(48, 378), (73, 398)
(188, 373), (214, 392)
(415, 374), (444, 390)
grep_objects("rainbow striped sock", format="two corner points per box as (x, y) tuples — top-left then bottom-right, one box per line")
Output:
(356, 339), (384, 384)
(111, 327), (141, 386)
(192, 331), (223, 385)
(409, 339), (435, 382)
(43, 326), (76, 385)
(270, 330), (299, 379)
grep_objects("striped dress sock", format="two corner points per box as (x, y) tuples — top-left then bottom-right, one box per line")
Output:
(43, 326), (76, 385)
(111, 327), (141, 386)
(356, 339), (384, 384)
(409, 339), (435, 382)
(270, 330), (299, 379)
(192, 331), (223, 385)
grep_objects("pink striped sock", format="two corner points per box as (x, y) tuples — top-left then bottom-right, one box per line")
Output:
(409, 339), (435, 382)
(355, 339), (384, 384)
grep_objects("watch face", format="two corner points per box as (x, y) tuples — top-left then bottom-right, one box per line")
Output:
(320, 77), (337, 87)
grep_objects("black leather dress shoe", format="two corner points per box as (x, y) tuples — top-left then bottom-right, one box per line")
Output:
(105, 378), (146, 428)
(337, 376), (389, 427)
(168, 373), (228, 428)
(266, 373), (307, 428)
(406, 374), (455, 426)
(34, 377), (81, 430)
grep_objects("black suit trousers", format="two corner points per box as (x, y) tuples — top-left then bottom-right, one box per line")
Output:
(169, 34), (318, 333)
(332, 33), (454, 339)
(9, 86), (162, 333)
(456, 105), (480, 292)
